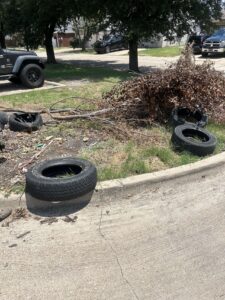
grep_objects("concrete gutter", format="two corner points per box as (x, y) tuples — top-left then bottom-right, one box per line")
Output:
(1, 151), (225, 209)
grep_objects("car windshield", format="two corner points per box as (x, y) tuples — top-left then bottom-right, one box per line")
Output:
(211, 28), (225, 37)
(103, 35), (112, 42)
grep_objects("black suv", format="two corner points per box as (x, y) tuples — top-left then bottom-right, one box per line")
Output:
(0, 48), (45, 89)
(187, 35), (210, 54)
(93, 35), (128, 54)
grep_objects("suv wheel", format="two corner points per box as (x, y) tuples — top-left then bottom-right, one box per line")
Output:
(20, 64), (44, 89)
(202, 52), (208, 58)
(105, 46), (110, 54)
(9, 76), (21, 84)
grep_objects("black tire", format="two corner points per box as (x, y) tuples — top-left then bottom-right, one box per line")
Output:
(170, 107), (192, 127)
(9, 112), (43, 132)
(202, 52), (208, 58)
(105, 46), (110, 54)
(171, 124), (217, 156)
(192, 109), (208, 127)
(19, 64), (44, 89)
(171, 107), (208, 128)
(25, 157), (97, 201)
(9, 76), (21, 84)
(0, 112), (8, 129)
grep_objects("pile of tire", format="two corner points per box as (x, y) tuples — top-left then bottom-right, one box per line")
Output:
(0, 111), (43, 133)
(170, 107), (217, 156)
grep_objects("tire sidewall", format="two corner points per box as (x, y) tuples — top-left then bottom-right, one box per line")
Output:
(25, 158), (97, 201)
(20, 64), (44, 89)
(105, 46), (110, 53)
(172, 124), (217, 156)
(9, 113), (43, 132)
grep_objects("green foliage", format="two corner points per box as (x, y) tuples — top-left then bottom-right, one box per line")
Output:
(70, 38), (80, 49)
(101, 0), (222, 70)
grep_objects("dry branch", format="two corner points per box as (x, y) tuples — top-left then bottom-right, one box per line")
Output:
(18, 139), (55, 171)
(47, 108), (114, 120)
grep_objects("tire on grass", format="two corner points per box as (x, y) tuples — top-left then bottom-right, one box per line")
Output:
(0, 112), (8, 130)
(171, 124), (217, 156)
(170, 107), (192, 128)
(9, 112), (43, 132)
(171, 107), (208, 128)
(25, 157), (97, 201)
(192, 109), (208, 127)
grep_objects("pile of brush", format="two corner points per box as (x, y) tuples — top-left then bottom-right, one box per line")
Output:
(102, 47), (225, 125)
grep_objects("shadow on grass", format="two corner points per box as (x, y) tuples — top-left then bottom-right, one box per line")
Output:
(44, 61), (159, 83)
(44, 63), (132, 83)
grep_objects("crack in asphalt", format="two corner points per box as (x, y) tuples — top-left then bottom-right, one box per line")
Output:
(98, 209), (140, 300)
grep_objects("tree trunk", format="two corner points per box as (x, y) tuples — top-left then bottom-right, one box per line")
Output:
(81, 39), (86, 51)
(44, 24), (56, 64)
(0, 22), (6, 49)
(128, 36), (139, 72)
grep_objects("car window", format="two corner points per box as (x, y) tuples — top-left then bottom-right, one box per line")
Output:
(212, 28), (225, 37)
(111, 37), (118, 42)
(103, 35), (112, 42)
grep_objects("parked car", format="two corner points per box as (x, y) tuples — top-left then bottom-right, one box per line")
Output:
(0, 48), (45, 88)
(93, 35), (128, 54)
(202, 28), (225, 57)
(187, 34), (210, 54)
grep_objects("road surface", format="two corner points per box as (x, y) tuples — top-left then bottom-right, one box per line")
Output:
(1, 164), (225, 299)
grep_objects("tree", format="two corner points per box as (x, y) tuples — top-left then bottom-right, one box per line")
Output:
(102, 0), (222, 71)
(0, 0), (10, 48)
(71, 17), (107, 51)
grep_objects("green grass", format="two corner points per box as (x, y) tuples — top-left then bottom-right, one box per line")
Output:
(79, 121), (225, 181)
(207, 123), (225, 153)
(138, 46), (183, 57)
(0, 64), (131, 108)
(44, 63), (131, 83)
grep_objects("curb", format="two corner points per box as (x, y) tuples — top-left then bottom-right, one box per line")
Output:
(0, 81), (65, 97)
(1, 151), (225, 209)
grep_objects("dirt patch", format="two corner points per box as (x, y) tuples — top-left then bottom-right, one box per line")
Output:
(0, 115), (107, 194)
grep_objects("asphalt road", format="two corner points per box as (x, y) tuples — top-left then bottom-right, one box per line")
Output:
(1, 164), (225, 300)
(37, 48), (225, 73)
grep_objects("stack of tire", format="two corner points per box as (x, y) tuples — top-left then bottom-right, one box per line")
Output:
(170, 107), (217, 156)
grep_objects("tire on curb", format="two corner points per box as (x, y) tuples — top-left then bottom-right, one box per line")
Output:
(9, 112), (43, 132)
(25, 157), (97, 201)
(171, 124), (217, 156)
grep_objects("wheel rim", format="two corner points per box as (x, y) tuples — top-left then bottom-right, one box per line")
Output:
(27, 68), (41, 83)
